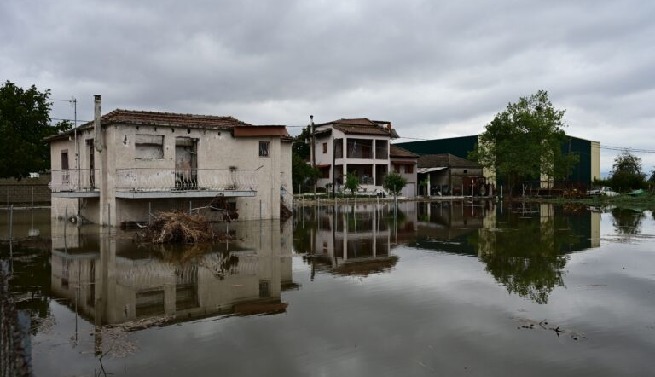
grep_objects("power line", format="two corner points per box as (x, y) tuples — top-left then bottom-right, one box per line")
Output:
(51, 117), (91, 124)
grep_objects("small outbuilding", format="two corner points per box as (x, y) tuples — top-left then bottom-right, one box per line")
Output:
(417, 154), (488, 197)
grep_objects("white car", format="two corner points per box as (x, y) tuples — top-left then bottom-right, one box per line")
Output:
(587, 187), (619, 197)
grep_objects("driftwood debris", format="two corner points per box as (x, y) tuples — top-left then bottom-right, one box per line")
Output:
(143, 211), (214, 244)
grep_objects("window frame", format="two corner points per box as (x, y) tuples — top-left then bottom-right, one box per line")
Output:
(259, 141), (270, 158)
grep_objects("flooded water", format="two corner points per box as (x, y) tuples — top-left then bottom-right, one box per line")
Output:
(1, 201), (655, 377)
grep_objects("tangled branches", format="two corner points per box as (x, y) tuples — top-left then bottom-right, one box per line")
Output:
(142, 211), (214, 244)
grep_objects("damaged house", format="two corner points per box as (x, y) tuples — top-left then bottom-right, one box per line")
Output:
(47, 96), (292, 226)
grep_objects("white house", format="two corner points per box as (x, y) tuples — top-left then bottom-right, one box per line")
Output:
(47, 96), (292, 226)
(309, 117), (416, 197)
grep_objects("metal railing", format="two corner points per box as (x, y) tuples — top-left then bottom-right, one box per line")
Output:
(50, 169), (259, 193)
(49, 169), (97, 193)
(115, 168), (258, 192)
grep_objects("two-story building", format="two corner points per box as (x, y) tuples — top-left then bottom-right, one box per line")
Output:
(47, 96), (292, 226)
(310, 117), (416, 197)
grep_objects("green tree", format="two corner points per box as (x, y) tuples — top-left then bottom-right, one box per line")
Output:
(608, 151), (646, 192)
(291, 126), (320, 193)
(292, 125), (311, 160)
(383, 172), (407, 197)
(292, 153), (319, 193)
(0, 81), (70, 179)
(469, 90), (578, 197)
(344, 172), (359, 196)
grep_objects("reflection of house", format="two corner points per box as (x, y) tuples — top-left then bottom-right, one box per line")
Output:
(49, 220), (293, 327)
(412, 201), (493, 255)
(310, 118), (416, 197)
(417, 154), (485, 196)
(47, 96), (292, 226)
(298, 204), (397, 276)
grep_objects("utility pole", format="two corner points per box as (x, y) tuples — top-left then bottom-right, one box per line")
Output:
(310, 115), (316, 195)
(70, 97), (78, 187)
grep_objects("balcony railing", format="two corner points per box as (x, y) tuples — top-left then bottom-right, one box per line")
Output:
(50, 169), (259, 193)
(49, 169), (98, 193)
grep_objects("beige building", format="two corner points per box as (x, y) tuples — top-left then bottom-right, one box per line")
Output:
(47, 96), (292, 226)
(310, 117), (417, 198)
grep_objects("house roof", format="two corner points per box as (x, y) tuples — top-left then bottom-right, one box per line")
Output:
(47, 109), (289, 141)
(316, 118), (399, 138)
(417, 153), (480, 169)
(390, 145), (419, 159)
(96, 109), (251, 129)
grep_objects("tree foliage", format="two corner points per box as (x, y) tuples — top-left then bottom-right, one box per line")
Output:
(292, 126), (311, 160)
(609, 151), (646, 191)
(291, 126), (320, 193)
(0, 81), (70, 179)
(469, 90), (578, 196)
(292, 153), (319, 193)
(344, 172), (359, 196)
(383, 172), (407, 197)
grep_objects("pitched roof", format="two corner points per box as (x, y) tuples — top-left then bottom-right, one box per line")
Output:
(417, 154), (480, 169)
(47, 109), (289, 141)
(96, 109), (250, 129)
(390, 145), (419, 159)
(316, 118), (398, 137)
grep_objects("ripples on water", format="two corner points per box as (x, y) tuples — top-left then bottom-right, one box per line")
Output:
(1, 203), (654, 376)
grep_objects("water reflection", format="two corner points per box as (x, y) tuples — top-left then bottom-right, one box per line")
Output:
(294, 201), (601, 304)
(294, 202), (404, 278)
(48, 219), (294, 332)
(467, 203), (598, 303)
(611, 207), (645, 236)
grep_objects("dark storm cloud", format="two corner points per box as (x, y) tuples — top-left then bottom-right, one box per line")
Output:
(2, 0), (654, 171)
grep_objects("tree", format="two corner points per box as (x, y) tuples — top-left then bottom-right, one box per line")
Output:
(292, 153), (319, 193)
(0, 81), (70, 179)
(608, 151), (646, 192)
(344, 172), (359, 196)
(383, 172), (407, 197)
(292, 125), (311, 160)
(469, 90), (578, 197)
(291, 126), (319, 193)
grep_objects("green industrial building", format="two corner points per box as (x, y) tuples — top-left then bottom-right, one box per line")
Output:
(395, 135), (600, 188)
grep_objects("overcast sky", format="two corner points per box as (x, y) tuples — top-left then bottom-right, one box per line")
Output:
(2, 0), (654, 175)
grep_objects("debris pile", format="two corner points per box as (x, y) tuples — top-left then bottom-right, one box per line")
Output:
(143, 211), (214, 244)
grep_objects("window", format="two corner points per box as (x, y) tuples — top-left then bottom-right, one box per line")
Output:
(259, 141), (270, 157)
(405, 164), (414, 174)
(135, 134), (164, 159)
(60, 150), (69, 170)
(322, 142), (327, 153)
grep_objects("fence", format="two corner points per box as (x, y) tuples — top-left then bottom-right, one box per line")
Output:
(0, 175), (51, 206)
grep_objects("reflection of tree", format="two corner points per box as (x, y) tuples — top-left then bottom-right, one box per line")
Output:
(471, 212), (572, 304)
(611, 208), (644, 235)
(2, 246), (52, 333)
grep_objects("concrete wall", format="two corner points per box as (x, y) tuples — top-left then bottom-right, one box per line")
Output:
(50, 122), (291, 225)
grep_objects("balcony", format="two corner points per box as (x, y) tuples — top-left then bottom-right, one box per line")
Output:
(50, 169), (258, 199)
(49, 169), (99, 198)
